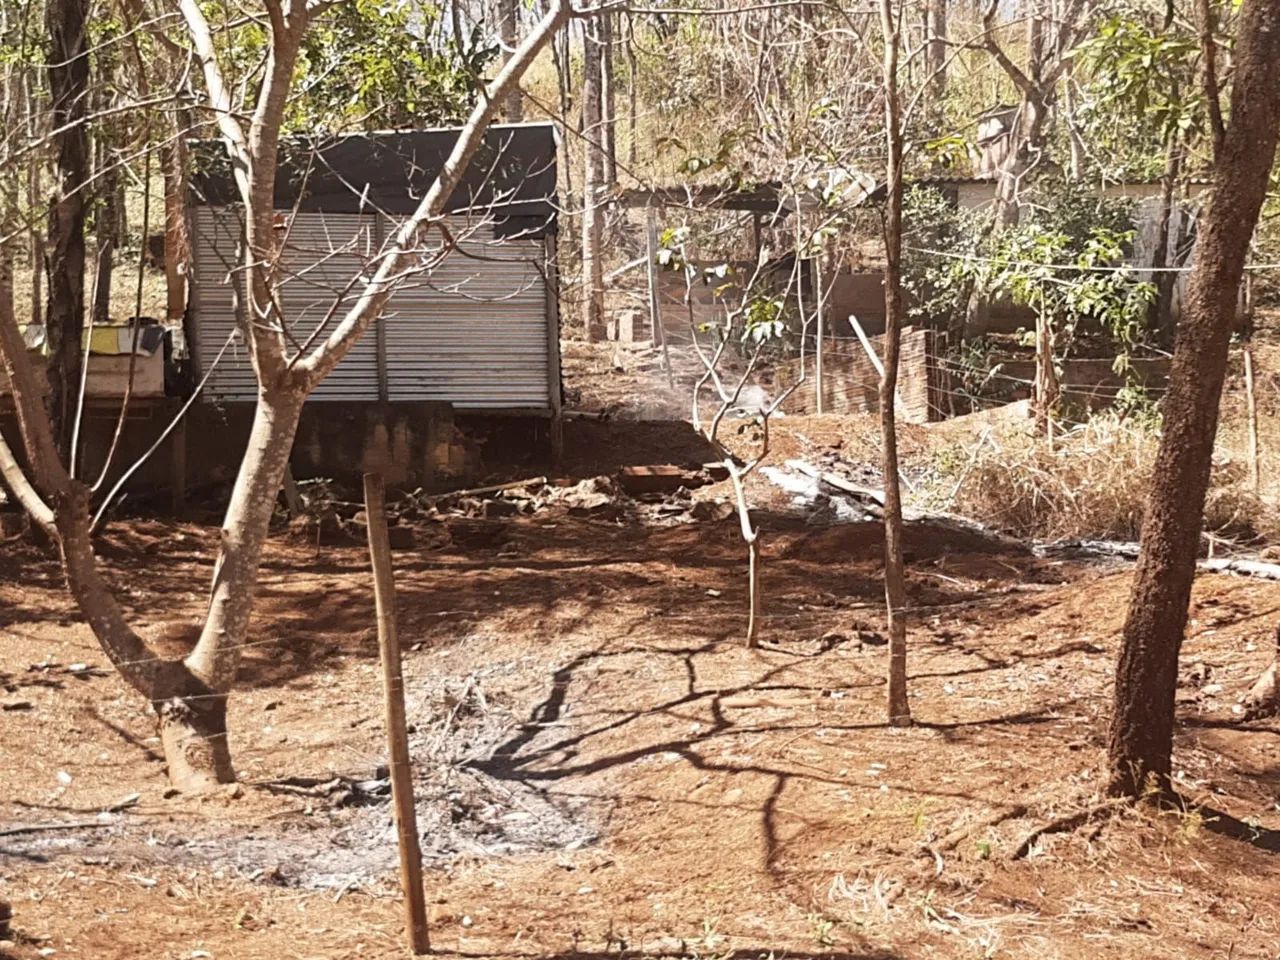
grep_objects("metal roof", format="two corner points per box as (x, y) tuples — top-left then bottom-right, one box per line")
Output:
(617, 181), (802, 212)
(191, 123), (559, 226)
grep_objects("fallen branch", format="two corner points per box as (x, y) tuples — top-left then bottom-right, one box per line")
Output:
(0, 820), (111, 838)
(1041, 540), (1280, 581)
(778, 459), (1030, 553)
(415, 477), (548, 502)
(719, 695), (822, 709)
(1200, 556), (1280, 581)
(935, 803), (1029, 853)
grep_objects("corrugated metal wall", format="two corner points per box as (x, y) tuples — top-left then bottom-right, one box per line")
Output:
(190, 206), (551, 409)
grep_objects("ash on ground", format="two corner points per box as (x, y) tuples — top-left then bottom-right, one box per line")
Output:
(0, 668), (598, 892)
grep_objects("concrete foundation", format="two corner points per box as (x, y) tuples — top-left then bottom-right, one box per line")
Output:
(1, 400), (551, 511)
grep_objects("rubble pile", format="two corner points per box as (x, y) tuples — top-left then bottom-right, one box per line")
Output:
(401, 464), (736, 529)
(284, 464), (738, 548)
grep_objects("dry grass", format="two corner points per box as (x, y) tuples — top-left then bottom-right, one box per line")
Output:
(932, 411), (1275, 544)
(11, 258), (167, 327)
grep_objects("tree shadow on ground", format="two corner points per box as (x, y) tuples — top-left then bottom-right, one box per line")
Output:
(472, 626), (1082, 883)
(221, 508), (1039, 691)
(1193, 800), (1280, 852)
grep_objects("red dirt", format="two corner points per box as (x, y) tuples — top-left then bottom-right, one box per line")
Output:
(2, 418), (1280, 959)
(2, 330), (1280, 960)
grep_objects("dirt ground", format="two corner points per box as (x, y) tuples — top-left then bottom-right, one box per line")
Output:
(3, 360), (1280, 959)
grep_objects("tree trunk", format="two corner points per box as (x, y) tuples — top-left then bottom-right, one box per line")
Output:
(924, 0), (946, 134)
(600, 11), (617, 185)
(91, 28), (120, 327)
(1064, 66), (1085, 180)
(625, 13), (638, 170)
(185, 392), (304, 695)
(45, 0), (90, 458)
(163, 131), (192, 323)
(30, 163), (44, 329)
(450, 0), (463, 50)
(498, 0), (523, 122)
(1033, 301), (1058, 434)
(1108, 0), (1280, 800)
(56, 479), (232, 791)
(581, 18), (605, 342)
(156, 687), (234, 791)
(552, 23), (577, 268)
(92, 160), (120, 326)
(992, 96), (1046, 230)
(880, 0), (910, 727)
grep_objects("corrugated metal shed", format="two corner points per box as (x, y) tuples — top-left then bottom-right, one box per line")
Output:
(188, 124), (559, 411)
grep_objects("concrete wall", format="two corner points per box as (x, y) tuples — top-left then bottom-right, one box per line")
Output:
(0, 401), (533, 510)
(996, 356), (1170, 412)
(826, 271), (887, 334)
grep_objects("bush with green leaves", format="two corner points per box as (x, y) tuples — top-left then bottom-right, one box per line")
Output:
(656, 225), (792, 361)
(904, 183), (1154, 378)
(974, 215), (1155, 367)
(901, 185), (989, 331)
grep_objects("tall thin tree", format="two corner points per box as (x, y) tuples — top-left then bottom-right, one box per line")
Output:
(923, 0), (947, 134)
(498, 0), (523, 122)
(580, 18), (605, 341)
(880, 0), (910, 727)
(44, 0), (90, 457)
(599, 10), (617, 184)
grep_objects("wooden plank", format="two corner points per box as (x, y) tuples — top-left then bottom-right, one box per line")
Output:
(847, 314), (884, 377)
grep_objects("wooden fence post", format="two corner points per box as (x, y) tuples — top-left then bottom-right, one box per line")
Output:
(815, 254), (825, 416)
(363, 472), (430, 955)
(1245, 347), (1261, 494)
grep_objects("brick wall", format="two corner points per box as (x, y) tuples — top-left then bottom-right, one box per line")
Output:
(777, 326), (941, 423)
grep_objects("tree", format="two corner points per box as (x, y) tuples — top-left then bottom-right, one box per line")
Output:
(90, 20), (122, 330)
(1074, 11), (1205, 343)
(1108, 0), (1280, 800)
(498, 0), (523, 121)
(44, 0), (89, 458)
(967, 213), (1154, 433)
(923, 0), (947, 133)
(580, 17), (606, 341)
(978, 0), (1090, 229)
(290, 0), (494, 132)
(0, 0), (571, 792)
(879, 0), (910, 726)
(599, 9), (617, 184)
